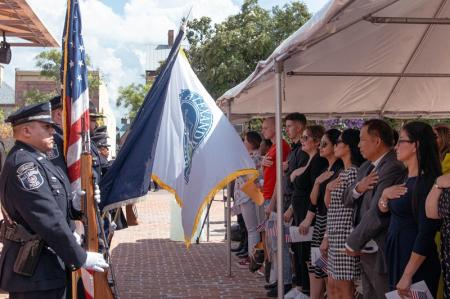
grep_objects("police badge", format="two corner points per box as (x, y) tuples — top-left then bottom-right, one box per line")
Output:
(46, 143), (59, 160)
(17, 162), (44, 191)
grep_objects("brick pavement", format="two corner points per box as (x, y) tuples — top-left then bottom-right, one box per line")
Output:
(109, 190), (269, 299)
(0, 190), (270, 299)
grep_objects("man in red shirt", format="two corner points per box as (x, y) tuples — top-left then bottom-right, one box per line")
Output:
(260, 117), (292, 297)
(261, 117), (291, 208)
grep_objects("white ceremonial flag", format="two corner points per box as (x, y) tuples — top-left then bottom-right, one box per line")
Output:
(151, 50), (258, 245)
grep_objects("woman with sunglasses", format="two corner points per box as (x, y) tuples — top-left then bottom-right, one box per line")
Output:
(303, 129), (343, 298)
(289, 125), (328, 297)
(324, 129), (365, 299)
(378, 121), (441, 297)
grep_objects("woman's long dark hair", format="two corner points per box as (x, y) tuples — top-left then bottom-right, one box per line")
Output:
(403, 121), (442, 215)
(341, 129), (365, 167)
(325, 129), (341, 146)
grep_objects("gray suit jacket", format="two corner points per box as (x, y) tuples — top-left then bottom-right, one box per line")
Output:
(342, 149), (406, 273)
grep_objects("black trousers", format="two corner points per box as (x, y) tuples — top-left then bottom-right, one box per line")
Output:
(292, 241), (311, 293)
(10, 287), (66, 299)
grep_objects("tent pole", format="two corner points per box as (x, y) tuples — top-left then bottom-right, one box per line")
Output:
(226, 100), (232, 277)
(275, 60), (284, 299)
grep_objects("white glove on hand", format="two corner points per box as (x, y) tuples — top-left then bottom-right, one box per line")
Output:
(94, 184), (101, 204)
(73, 231), (82, 245)
(83, 252), (109, 272)
(72, 190), (86, 211)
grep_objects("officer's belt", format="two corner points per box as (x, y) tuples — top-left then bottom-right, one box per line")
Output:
(0, 220), (40, 243)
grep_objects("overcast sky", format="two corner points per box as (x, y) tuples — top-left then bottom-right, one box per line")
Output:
(4, 0), (328, 118)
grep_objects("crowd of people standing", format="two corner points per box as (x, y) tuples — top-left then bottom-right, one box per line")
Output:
(233, 114), (450, 299)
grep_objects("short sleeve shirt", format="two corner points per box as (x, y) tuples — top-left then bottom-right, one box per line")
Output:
(262, 139), (291, 199)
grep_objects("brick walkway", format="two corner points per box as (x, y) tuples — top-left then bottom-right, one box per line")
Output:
(0, 190), (270, 298)
(110, 190), (269, 299)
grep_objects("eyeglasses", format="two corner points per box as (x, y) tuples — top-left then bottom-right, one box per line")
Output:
(397, 139), (414, 145)
(300, 135), (311, 142)
(319, 142), (329, 148)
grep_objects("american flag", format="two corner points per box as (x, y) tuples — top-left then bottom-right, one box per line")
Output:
(314, 255), (328, 273)
(62, 0), (90, 192)
(266, 219), (277, 237)
(265, 220), (292, 243)
(61, 1), (92, 298)
(256, 220), (266, 233)
(410, 289), (428, 299)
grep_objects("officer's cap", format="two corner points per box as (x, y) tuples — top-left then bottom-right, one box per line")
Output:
(49, 95), (62, 110)
(96, 137), (110, 148)
(91, 132), (108, 143)
(6, 102), (54, 126)
(89, 101), (105, 119)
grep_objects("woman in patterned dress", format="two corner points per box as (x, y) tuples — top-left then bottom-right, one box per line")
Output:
(322, 129), (365, 299)
(426, 173), (450, 299)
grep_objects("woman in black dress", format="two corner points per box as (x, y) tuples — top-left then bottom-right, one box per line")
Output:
(378, 121), (441, 297)
(303, 129), (343, 298)
(289, 125), (328, 297)
(426, 173), (450, 299)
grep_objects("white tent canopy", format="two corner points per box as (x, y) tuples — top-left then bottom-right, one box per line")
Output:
(218, 0), (450, 121)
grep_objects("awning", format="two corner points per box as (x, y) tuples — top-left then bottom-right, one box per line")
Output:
(218, 0), (450, 120)
(0, 0), (58, 47)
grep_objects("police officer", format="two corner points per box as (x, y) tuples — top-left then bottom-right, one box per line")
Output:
(0, 103), (108, 299)
(95, 136), (111, 176)
(47, 96), (67, 174)
(88, 102), (103, 183)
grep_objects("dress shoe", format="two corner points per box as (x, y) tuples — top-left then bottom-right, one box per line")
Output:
(231, 244), (244, 252)
(235, 247), (247, 256)
(264, 282), (277, 290)
(266, 284), (292, 297)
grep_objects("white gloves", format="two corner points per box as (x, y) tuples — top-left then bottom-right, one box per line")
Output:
(72, 184), (101, 211)
(72, 190), (86, 211)
(83, 252), (109, 272)
(73, 231), (82, 245)
(94, 184), (101, 204)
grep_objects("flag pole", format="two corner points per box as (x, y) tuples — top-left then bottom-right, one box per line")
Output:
(275, 60), (284, 299)
(226, 100), (232, 277)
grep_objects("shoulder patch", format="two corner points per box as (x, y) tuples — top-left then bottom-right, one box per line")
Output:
(17, 163), (44, 191)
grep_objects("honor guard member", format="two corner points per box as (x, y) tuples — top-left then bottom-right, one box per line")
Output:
(89, 102), (104, 183)
(94, 136), (111, 176)
(0, 103), (109, 299)
(47, 96), (67, 174)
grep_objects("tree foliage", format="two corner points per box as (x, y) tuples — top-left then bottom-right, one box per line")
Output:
(116, 82), (152, 120)
(34, 49), (100, 97)
(186, 0), (310, 99)
(24, 89), (58, 105)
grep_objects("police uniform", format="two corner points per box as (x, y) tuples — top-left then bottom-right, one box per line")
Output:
(46, 96), (68, 175)
(92, 134), (111, 176)
(0, 103), (86, 299)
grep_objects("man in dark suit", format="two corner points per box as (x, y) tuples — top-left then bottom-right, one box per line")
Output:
(0, 103), (108, 299)
(342, 119), (406, 299)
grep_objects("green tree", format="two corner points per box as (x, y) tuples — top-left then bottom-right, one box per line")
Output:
(23, 89), (57, 105)
(186, 0), (311, 99)
(116, 82), (152, 120)
(34, 49), (100, 97)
